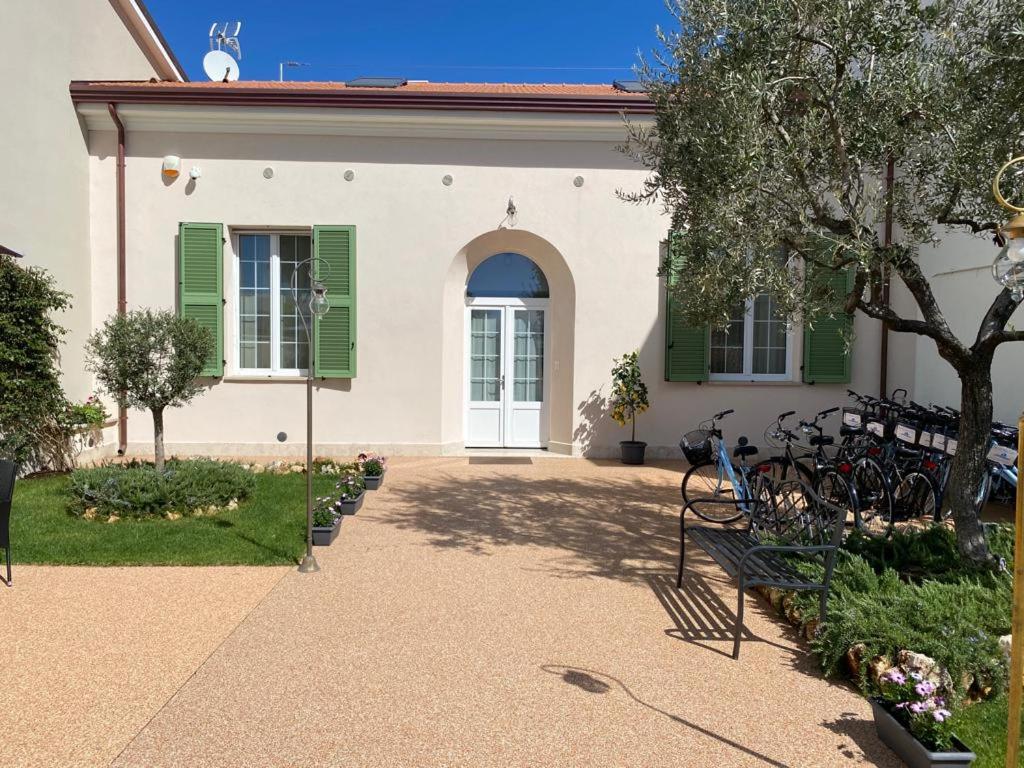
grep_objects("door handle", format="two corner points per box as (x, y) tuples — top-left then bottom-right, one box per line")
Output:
(500, 374), (506, 390)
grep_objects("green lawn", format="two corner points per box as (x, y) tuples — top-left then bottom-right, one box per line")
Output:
(954, 695), (1021, 768)
(11, 472), (341, 566)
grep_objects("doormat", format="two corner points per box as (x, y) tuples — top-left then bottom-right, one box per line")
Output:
(467, 457), (533, 465)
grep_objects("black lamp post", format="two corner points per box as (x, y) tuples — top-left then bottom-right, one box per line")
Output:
(293, 257), (331, 574)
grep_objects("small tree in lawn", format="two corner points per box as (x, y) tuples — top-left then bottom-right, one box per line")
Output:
(86, 310), (213, 472)
(624, 0), (1024, 565)
(610, 351), (650, 443)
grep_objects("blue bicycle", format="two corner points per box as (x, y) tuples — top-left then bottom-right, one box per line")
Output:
(679, 409), (771, 523)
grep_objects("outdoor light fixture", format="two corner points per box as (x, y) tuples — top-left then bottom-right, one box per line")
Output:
(292, 257), (331, 574)
(310, 280), (330, 316)
(991, 156), (1024, 300)
(161, 155), (181, 179)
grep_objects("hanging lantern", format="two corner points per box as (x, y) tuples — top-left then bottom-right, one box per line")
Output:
(991, 157), (1024, 300)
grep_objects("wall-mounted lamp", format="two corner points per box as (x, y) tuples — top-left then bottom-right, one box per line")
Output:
(161, 155), (181, 179)
(189, 166), (202, 181)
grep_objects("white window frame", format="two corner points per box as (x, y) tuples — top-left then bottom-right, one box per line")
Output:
(231, 230), (312, 377)
(709, 294), (796, 382)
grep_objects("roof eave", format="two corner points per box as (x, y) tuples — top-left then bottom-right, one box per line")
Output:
(68, 82), (654, 115)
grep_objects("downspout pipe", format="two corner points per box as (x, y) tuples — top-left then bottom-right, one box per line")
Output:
(880, 157), (895, 399)
(107, 103), (128, 455)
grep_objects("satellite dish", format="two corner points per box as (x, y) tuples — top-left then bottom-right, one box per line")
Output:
(203, 49), (239, 82)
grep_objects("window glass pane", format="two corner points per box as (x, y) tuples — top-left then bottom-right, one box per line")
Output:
(277, 235), (312, 372)
(469, 309), (501, 402)
(709, 301), (746, 374)
(512, 309), (543, 402)
(466, 253), (549, 298)
(752, 292), (788, 375)
(238, 234), (272, 370)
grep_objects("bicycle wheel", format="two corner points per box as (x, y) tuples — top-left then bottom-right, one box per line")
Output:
(852, 458), (893, 536)
(816, 470), (856, 525)
(681, 460), (745, 523)
(762, 455), (814, 486)
(892, 472), (937, 522)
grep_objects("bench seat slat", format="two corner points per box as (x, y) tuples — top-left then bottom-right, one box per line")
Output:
(687, 526), (815, 585)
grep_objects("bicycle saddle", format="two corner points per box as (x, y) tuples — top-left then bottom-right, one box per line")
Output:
(733, 441), (759, 458)
(809, 435), (835, 447)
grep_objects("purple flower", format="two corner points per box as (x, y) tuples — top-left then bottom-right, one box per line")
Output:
(883, 670), (906, 685)
(914, 681), (936, 697)
(893, 702), (908, 710)
(909, 702), (930, 715)
(933, 709), (952, 723)
(909, 671), (923, 682)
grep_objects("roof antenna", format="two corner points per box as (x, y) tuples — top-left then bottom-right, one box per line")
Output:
(203, 21), (243, 81)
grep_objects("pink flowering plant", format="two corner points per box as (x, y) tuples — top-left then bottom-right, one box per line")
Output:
(312, 470), (365, 527)
(877, 669), (956, 751)
(356, 452), (387, 478)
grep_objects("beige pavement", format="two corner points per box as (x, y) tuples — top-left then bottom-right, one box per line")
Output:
(4, 458), (899, 767)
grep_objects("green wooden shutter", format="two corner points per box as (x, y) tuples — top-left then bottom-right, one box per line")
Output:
(178, 222), (223, 377)
(802, 266), (854, 384)
(665, 292), (709, 382)
(313, 225), (356, 378)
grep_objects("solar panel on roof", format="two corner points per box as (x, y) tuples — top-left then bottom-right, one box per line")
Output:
(612, 79), (647, 93)
(345, 77), (408, 88)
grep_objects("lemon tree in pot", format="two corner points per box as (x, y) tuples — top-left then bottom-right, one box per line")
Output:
(610, 351), (649, 465)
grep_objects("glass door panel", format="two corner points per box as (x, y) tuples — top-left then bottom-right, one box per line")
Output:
(512, 310), (544, 402)
(469, 309), (502, 402)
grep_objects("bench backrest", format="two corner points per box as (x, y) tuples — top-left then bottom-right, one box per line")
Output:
(749, 478), (845, 552)
(0, 459), (14, 549)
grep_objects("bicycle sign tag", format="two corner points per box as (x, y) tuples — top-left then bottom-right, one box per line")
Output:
(931, 433), (947, 452)
(918, 430), (932, 448)
(895, 423), (917, 444)
(866, 420), (886, 437)
(945, 438), (958, 456)
(987, 444), (1019, 467)
(842, 409), (863, 428)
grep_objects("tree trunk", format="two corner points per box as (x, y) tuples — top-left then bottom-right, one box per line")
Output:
(152, 407), (166, 473)
(944, 363), (995, 567)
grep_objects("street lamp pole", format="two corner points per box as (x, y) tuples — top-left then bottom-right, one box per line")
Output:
(991, 157), (1024, 768)
(294, 256), (331, 574)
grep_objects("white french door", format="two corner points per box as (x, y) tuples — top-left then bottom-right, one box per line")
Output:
(465, 300), (548, 448)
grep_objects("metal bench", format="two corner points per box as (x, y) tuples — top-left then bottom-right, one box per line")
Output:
(0, 459), (14, 586)
(676, 478), (845, 659)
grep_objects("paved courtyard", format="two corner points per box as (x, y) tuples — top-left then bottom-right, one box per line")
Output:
(1, 457), (899, 767)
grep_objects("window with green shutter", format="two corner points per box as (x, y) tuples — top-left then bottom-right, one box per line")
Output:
(313, 225), (356, 378)
(802, 266), (855, 384)
(665, 292), (710, 382)
(178, 222), (224, 377)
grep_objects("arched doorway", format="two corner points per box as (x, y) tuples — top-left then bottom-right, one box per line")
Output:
(465, 253), (550, 447)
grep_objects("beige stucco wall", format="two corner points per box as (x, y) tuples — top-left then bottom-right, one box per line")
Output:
(0, 0), (158, 400)
(86, 120), (888, 457)
(912, 228), (1024, 425)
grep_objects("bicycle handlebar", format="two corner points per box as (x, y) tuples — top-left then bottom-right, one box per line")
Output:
(714, 409), (735, 420)
(819, 407), (839, 417)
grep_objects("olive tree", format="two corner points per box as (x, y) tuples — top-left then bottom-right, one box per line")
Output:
(625, 0), (1023, 565)
(86, 310), (213, 472)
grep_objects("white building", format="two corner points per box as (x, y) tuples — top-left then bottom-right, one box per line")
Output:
(5, 0), (1019, 461)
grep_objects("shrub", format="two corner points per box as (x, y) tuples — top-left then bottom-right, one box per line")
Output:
(609, 350), (649, 443)
(68, 459), (254, 519)
(68, 395), (109, 431)
(0, 253), (74, 469)
(356, 452), (387, 477)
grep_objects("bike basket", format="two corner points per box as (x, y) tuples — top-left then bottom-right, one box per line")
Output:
(842, 408), (864, 429)
(865, 419), (886, 438)
(895, 422), (919, 445)
(679, 430), (713, 464)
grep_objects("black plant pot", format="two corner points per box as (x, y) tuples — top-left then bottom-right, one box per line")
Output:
(870, 699), (975, 768)
(338, 491), (365, 515)
(620, 440), (647, 465)
(312, 516), (343, 547)
(363, 473), (385, 491)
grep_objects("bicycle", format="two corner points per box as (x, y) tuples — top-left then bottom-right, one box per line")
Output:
(679, 409), (772, 523)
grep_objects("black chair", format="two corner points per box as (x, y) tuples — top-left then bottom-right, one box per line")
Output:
(0, 459), (14, 586)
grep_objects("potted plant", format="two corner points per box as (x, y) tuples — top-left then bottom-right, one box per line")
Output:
(311, 496), (344, 546)
(610, 350), (650, 465)
(334, 471), (366, 515)
(870, 669), (975, 768)
(357, 452), (388, 490)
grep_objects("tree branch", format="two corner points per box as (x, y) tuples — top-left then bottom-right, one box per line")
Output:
(974, 287), (1024, 353)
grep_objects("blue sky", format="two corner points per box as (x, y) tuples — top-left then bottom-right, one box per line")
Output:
(146, 1), (674, 83)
